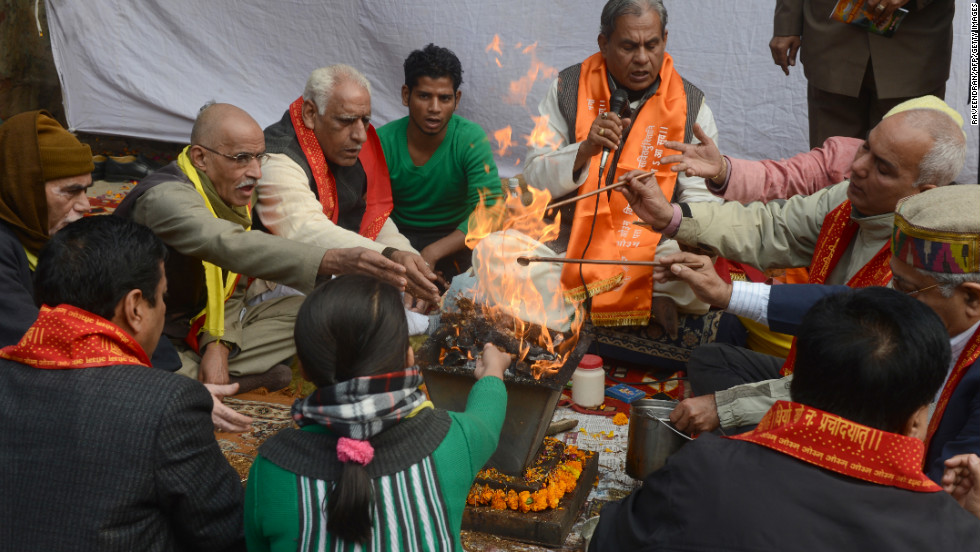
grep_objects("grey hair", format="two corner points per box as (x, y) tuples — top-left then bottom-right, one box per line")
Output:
(899, 109), (968, 188)
(189, 100), (217, 145)
(303, 64), (371, 116)
(915, 268), (980, 298)
(600, 0), (667, 37)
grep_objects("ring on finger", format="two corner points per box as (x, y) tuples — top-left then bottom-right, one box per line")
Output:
(874, 3), (885, 12)
(598, 127), (605, 137)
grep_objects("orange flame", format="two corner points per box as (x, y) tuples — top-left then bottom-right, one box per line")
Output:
(524, 115), (561, 151)
(486, 34), (502, 55)
(493, 126), (515, 157)
(505, 58), (557, 107)
(465, 186), (583, 378)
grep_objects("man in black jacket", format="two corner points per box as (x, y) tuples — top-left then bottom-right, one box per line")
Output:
(590, 287), (980, 551)
(0, 216), (244, 551)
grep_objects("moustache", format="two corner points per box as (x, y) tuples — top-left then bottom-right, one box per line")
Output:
(236, 178), (257, 190)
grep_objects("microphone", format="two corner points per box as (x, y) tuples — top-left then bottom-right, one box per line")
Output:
(599, 88), (630, 173)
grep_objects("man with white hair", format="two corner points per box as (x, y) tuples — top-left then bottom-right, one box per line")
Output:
(118, 104), (412, 422)
(618, 97), (968, 441)
(259, 65), (440, 308)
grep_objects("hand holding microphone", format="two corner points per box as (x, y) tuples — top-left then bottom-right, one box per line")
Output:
(599, 88), (631, 173)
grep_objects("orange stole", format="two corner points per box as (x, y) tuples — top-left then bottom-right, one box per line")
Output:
(924, 326), (980, 458)
(561, 52), (686, 327)
(0, 304), (150, 369)
(779, 201), (892, 375)
(288, 97), (392, 240)
(729, 401), (940, 492)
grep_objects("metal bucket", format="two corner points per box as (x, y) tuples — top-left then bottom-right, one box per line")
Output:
(625, 399), (692, 480)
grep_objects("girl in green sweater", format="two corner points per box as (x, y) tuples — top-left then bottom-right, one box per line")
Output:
(244, 275), (508, 551)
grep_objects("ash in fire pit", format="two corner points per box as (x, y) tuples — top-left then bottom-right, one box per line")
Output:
(426, 296), (576, 383)
(418, 294), (592, 474)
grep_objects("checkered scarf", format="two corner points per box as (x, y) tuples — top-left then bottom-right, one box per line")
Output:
(291, 367), (427, 440)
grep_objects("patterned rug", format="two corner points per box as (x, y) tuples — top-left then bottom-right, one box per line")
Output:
(215, 391), (298, 484)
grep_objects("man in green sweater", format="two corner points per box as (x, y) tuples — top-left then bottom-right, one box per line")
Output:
(378, 44), (503, 281)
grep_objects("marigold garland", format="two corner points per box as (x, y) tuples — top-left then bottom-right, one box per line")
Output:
(466, 443), (590, 512)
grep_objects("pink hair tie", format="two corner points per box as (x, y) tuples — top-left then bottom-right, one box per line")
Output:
(336, 437), (375, 466)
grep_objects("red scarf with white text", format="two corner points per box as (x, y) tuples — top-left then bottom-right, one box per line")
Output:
(729, 401), (939, 492)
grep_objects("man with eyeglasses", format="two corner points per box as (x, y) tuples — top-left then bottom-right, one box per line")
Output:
(617, 95), (966, 416)
(650, 184), (979, 483)
(257, 64), (440, 311)
(117, 103), (413, 416)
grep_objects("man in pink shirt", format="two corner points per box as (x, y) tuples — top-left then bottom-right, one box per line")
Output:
(661, 123), (860, 204)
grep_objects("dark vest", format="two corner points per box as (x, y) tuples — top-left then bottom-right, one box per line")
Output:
(263, 111), (367, 233)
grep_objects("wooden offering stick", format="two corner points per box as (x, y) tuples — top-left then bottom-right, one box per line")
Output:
(516, 256), (702, 269)
(544, 170), (655, 210)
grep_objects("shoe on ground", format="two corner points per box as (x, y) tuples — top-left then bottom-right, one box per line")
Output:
(229, 363), (292, 394)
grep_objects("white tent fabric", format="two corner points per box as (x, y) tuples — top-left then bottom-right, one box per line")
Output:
(46, 0), (977, 182)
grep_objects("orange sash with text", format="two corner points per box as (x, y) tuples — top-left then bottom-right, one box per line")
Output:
(0, 304), (150, 369)
(729, 401), (940, 492)
(288, 97), (392, 240)
(780, 200), (892, 375)
(562, 53), (686, 326)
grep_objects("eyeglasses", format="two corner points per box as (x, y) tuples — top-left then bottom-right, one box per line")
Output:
(904, 283), (939, 296)
(196, 144), (270, 166)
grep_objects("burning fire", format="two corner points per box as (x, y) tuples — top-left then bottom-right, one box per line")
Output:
(462, 186), (584, 379)
(484, 34), (561, 158)
(525, 115), (560, 151)
(493, 126), (515, 157)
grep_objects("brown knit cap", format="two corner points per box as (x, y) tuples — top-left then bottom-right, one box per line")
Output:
(35, 113), (93, 181)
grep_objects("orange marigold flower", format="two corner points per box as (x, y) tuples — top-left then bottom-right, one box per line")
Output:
(613, 412), (629, 425)
(506, 489), (520, 510)
(531, 490), (549, 511)
(518, 491), (532, 512)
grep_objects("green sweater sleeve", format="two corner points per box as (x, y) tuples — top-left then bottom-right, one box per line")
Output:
(430, 376), (507, 538)
(440, 375), (507, 473)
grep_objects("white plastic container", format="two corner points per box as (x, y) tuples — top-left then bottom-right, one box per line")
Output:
(572, 354), (605, 408)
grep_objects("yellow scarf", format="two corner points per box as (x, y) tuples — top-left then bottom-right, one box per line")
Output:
(176, 147), (246, 340)
(23, 247), (37, 271)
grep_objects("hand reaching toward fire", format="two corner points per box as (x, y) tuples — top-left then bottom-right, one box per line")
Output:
(617, 169), (674, 231)
(475, 343), (509, 381)
(390, 250), (441, 306)
(653, 252), (732, 309)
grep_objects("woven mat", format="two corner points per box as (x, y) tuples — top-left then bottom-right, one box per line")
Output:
(214, 389), (299, 484)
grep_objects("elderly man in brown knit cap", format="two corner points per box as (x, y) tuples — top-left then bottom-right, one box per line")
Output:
(0, 110), (94, 345)
(0, 110), (253, 432)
